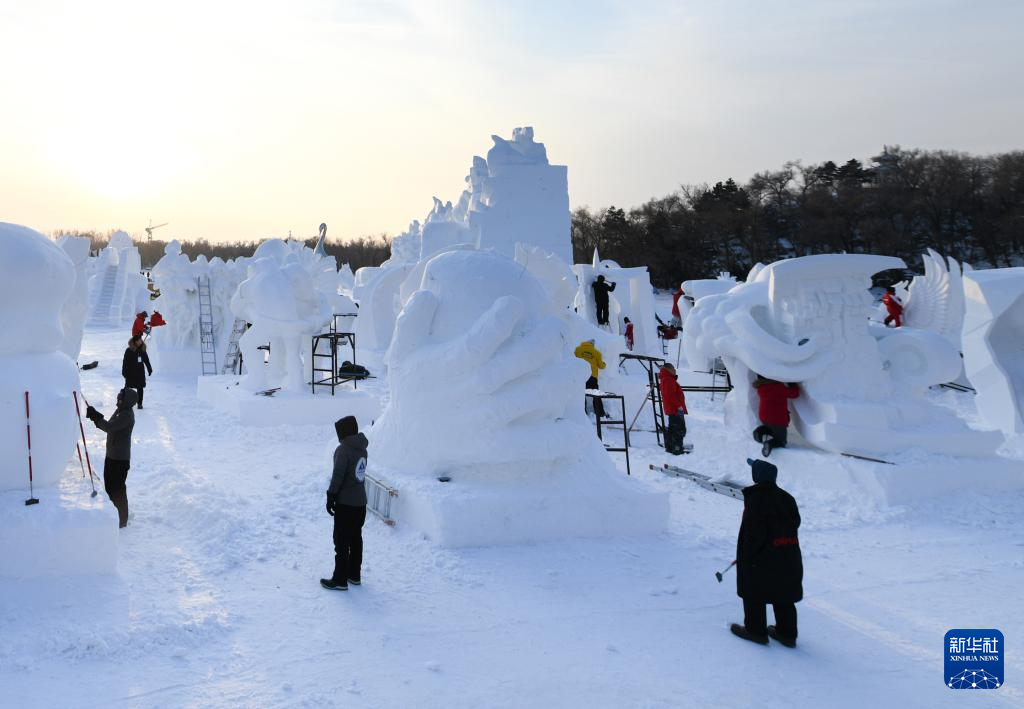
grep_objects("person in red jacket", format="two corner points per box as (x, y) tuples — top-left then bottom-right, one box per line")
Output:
(149, 311), (166, 328)
(882, 287), (903, 327)
(131, 311), (149, 338)
(752, 375), (799, 457)
(659, 363), (688, 455)
(670, 287), (684, 327)
(623, 317), (634, 351)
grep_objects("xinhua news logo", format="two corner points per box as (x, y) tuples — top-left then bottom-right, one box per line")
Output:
(945, 629), (1003, 689)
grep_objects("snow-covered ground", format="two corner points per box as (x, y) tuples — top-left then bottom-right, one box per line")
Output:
(1, 320), (1022, 708)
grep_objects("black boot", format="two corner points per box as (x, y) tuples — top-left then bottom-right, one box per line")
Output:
(730, 623), (769, 645)
(761, 436), (773, 457)
(768, 625), (797, 648)
(320, 578), (348, 591)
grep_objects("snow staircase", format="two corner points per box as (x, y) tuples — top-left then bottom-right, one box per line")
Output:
(654, 463), (744, 501)
(365, 473), (397, 526)
(197, 276), (217, 375)
(90, 264), (118, 324)
(220, 318), (248, 375)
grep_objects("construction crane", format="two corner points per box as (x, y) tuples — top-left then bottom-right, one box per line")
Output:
(145, 220), (169, 242)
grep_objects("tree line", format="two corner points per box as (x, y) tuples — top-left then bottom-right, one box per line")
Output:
(571, 146), (1024, 288)
(52, 232), (393, 273)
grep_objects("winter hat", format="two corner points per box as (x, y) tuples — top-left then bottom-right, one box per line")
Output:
(661, 362), (675, 373)
(746, 458), (777, 484)
(335, 415), (358, 441)
(118, 388), (138, 409)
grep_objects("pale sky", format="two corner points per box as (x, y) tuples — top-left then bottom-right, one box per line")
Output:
(2, 0), (1022, 243)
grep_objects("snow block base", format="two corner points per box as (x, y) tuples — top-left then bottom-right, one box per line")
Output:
(381, 469), (669, 547)
(719, 447), (1024, 506)
(0, 490), (118, 578)
(197, 374), (381, 427)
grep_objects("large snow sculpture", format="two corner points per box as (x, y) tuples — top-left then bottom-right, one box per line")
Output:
(421, 198), (472, 259)
(0, 223), (81, 493)
(57, 235), (91, 362)
(962, 268), (1024, 436)
(469, 127), (572, 264)
(87, 231), (149, 325)
(683, 254), (1002, 458)
(573, 250), (658, 356)
(230, 247), (332, 392)
(371, 249), (666, 546)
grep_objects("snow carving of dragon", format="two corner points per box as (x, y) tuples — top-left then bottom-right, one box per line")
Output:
(683, 254), (1003, 458)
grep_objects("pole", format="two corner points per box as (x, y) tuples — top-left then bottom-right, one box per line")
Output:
(24, 391), (38, 505)
(715, 560), (737, 583)
(627, 391), (651, 434)
(72, 391), (98, 497)
(75, 442), (86, 477)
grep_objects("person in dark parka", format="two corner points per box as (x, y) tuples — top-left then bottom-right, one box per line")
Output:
(122, 335), (153, 409)
(321, 415), (369, 591)
(592, 275), (616, 326)
(85, 388), (137, 528)
(731, 458), (803, 647)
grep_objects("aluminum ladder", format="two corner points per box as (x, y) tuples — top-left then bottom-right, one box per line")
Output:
(197, 276), (217, 375)
(221, 318), (248, 374)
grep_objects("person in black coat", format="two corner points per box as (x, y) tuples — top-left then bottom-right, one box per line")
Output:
(730, 458), (803, 647)
(592, 274), (616, 325)
(122, 335), (153, 409)
(86, 388), (137, 528)
(321, 415), (369, 591)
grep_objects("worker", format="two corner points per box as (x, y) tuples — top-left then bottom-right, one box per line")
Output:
(574, 339), (607, 418)
(752, 375), (799, 457)
(882, 287), (903, 327)
(623, 317), (634, 351)
(658, 363), (688, 454)
(592, 275), (616, 326)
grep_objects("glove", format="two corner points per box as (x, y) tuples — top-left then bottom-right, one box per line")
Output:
(325, 492), (335, 517)
(85, 405), (98, 420)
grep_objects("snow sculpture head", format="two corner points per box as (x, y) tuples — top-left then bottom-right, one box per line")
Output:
(683, 254), (1000, 458)
(0, 223), (81, 492)
(372, 250), (595, 476)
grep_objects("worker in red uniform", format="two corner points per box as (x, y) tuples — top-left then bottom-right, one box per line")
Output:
(149, 311), (167, 328)
(752, 375), (799, 457)
(623, 317), (634, 351)
(882, 287), (903, 327)
(670, 286), (684, 327)
(658, 363), (688, 455)
(131, 311), (149, 338)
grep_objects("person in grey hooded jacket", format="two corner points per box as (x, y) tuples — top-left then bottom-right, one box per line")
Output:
(85, 388), (137, 528)
(321, 415), (368, 591)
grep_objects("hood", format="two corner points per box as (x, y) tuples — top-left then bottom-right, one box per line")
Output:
(118, 388), (138, 409)
(341, 432), (369, 455)
(335, 415), (358, 442)
(746, 458), (778, 485)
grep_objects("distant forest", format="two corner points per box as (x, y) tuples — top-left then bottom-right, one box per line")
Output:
(55, 146), (1024, 289)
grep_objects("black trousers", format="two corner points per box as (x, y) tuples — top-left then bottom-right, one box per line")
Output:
(596, 300), (610, 325)
(585, 376), (606, 418)
(103, 458), (130, 528)
(666, 413), (687, 454)
(753, 424), (788, 453)
(333, 505), (367, 582)
(124, 381), (144, 407)
(743, 597), (797, 638)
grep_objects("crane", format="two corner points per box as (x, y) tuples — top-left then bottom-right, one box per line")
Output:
(145, 220), (169, 242)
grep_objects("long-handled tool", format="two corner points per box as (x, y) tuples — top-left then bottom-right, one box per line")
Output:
(75, 442), (86, 477)
(715, 560), (736, 583)
(73, 391), (98, 497)
(24, 391), (38, 506)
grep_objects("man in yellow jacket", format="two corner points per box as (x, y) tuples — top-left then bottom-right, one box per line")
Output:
(574, 339), (607, 418)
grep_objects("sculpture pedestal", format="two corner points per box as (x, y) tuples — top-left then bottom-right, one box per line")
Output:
(0, 487), (118, 578)
(197, 374), (382, 427)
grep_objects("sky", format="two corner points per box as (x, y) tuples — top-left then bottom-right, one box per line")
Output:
(1, 0), (1022, 244)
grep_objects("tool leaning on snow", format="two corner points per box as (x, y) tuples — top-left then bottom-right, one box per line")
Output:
(652, 463), (744, 500)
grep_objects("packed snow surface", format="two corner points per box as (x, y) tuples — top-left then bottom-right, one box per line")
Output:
(1, 308), (1022, 707)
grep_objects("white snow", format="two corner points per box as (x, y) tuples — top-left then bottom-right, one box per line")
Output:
(1, 318), (1022, 707)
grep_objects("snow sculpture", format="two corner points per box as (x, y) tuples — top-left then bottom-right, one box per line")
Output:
(962, 268), (1024, 436)
(371, 249), (666, 545)
(898, 250), (968, 346)
(421, 198), (472, 259)
(230, 245), (332, 392)
(57, 235), (91, 362)
(353, 264), (414, 352)
(573, 250), (658, 356)
(683, 254), (1002, 458)
(338, 263), (356, 294)
(87, 231), (149, 325)
(515, 243), (577, 311)
(469, 127), (572, 264)
(0, 224), (80, 492)
(383, 221), (422, 268)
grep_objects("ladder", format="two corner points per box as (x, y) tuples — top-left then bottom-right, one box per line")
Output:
(221, 318), (249, 374)
(197, 276), (217, 375)
(654, 463), (744, 501)
(365, 473), (397, 526)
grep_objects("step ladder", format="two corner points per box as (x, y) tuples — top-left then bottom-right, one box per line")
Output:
(221, 318), (249, 374)
(654, 463), (743, 501)
(197, 276), (217, 375)
(365, 473), (397, 526)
